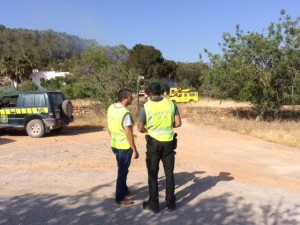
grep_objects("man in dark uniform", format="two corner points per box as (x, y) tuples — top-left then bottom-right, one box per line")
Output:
(138, 82), (182, 213)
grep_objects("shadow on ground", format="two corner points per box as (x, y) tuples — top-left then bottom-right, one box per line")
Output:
(0, 125), (104, 138)
(0, 171), (298, 225)
(47, 125), (105, 136)
(0, 137), (16, 145)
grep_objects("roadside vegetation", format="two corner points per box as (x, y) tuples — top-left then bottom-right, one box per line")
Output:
(179, 98), (300, 148)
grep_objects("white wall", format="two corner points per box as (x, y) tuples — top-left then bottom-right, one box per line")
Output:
(30, 71), (70, 85)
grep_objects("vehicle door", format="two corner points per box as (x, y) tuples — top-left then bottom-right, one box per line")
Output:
(49, 92), (64, 119)
(22, 93), (48, 123)
(182, 93), (189, 102)
(0, 94), (20, 127)
(176, 93), (183, 102)
(189, 92), (197, 102)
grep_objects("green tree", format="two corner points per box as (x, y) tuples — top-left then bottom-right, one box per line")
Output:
(89, 63), (137, 109)
(0, 56), (16, 87)
(127, 44), (164, 79)
(205, 10), (300, 118)
(161, 60), (177, 82)
(0, 25), (95, 70)
(15, 53), (37, 83)
(176, 62), (209, 89)
(70, 45), (108, 80)
(41, 76), (66, 91)
(109, 44), (129, 63)
(0, 53), (37, 89)
(70, 46), (137, 110)
(18, 80), (38, 92)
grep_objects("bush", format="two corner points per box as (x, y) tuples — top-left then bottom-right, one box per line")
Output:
(60, 84), (75, 99)
(0, 87), (16, 96)
(18, 80), (38, 92)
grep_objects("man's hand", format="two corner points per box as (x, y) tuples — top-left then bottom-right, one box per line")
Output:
(138, 122), (147, 133)
(124, 125), (139, 159)
(173, 115), (182, 128)
(133, 150), (139, 159)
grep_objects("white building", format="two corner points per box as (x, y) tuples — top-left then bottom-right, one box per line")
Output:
(30, 70), (70, 85)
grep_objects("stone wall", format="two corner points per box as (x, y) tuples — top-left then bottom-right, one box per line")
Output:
(72, 105), (92, 116)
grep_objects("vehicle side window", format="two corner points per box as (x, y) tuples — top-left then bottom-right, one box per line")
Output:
(24, 94), (46, 107)
(50, 93), (64, 107)
(35, 94), (46, 107)
(0, 95), (19, 108)
(24, 94), (35, 107)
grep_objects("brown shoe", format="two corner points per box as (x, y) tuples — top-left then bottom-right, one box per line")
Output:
(116, 198), (134, 205)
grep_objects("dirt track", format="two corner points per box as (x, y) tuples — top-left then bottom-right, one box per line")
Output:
(0, 119), (300, 225)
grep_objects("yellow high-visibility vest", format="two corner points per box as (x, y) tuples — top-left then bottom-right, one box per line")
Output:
(107, 104), (133, 149)
(144, 98), (175, 141)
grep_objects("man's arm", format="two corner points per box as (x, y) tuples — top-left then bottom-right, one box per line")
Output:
(138, 106), (147, 133)
(106, 122), (111, 136)
(138, 122), (147, 133)
(124, 125), (139, 159)
(173, 103), (182, 128)
(173, 114), (182, 128)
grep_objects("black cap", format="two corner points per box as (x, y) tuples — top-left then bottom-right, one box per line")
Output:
(147, 82), (161, 95)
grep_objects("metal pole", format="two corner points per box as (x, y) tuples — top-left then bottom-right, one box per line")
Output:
(136, 75), (144, 115)
(137, 77), (140, 112)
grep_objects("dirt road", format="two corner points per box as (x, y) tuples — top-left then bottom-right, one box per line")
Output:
(0, 119), (300, 225)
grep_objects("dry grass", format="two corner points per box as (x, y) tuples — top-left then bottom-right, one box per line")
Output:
(71, 99), (105, 128)
(179, 98), (300, 148)
(185, 97), (252, 108)
(72, 113), (104, 127)
(71, 97), (143, 129)
(71, 99), (93, 107)
(71, 98), (300, 148)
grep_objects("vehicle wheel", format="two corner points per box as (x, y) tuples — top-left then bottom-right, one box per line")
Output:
(62, 100), (73, 118)
(26, 119), (45, 138)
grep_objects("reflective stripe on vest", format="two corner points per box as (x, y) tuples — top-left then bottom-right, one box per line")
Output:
(144, 98), (174, 141)
(107, 104), (133, 149)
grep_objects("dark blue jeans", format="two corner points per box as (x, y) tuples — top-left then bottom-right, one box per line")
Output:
(112, 147), (133, 201)
(146, 138), (175, 210)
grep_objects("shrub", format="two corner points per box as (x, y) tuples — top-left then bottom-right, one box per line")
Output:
(18, 80), (38, 92)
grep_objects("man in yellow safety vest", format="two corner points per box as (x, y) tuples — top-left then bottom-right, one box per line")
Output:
(107, 88), (139, 205)
(138, 82), (182, 213)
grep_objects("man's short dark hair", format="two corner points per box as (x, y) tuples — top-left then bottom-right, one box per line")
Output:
(147, 82), (161, 96)
(118, 88), (132, 101)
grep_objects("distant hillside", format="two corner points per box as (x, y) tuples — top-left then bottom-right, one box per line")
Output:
(0, 24), (97, 69)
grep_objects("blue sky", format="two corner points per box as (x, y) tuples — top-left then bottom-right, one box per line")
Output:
(1, 1), (299, 63)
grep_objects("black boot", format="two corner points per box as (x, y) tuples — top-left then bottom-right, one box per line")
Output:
(166, 203), (176, 212)
(143, 201), (159, 213)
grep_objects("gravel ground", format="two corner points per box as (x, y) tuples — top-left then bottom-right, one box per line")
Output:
(0, 119), (300, 225)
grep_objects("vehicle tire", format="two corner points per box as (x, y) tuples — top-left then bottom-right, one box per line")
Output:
(62, 100), (73, 118)
(26, 119), (45, 138)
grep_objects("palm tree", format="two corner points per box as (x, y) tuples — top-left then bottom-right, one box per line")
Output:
(0, 54), (37, 89)
(0, 56), (17, 87)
